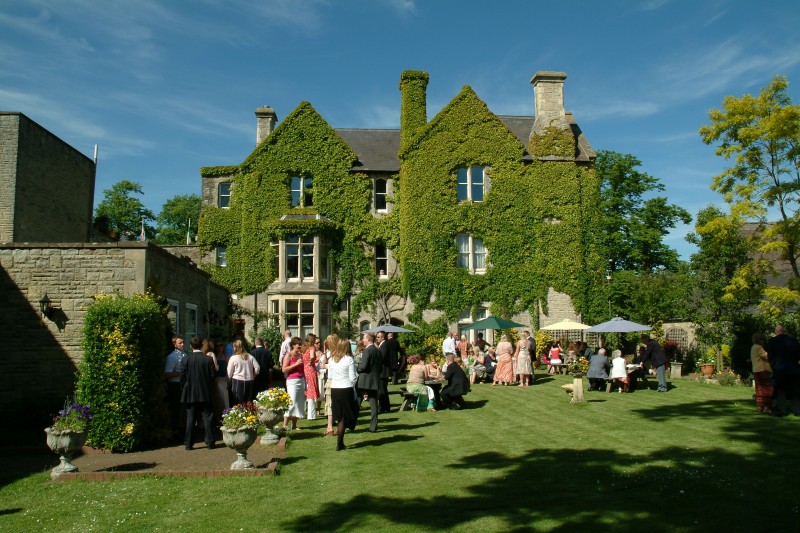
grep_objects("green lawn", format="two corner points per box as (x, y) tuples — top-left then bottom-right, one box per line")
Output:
(1, 374), (798, 532)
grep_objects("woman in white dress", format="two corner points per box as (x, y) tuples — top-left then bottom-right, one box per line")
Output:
(514, 336), (534, 386)
(281, 337), (306, 430)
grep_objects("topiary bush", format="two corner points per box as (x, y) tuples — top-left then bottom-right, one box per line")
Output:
(76, 292), (169, 451)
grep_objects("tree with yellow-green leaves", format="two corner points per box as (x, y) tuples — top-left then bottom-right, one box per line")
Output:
(700, 75), (800, 318)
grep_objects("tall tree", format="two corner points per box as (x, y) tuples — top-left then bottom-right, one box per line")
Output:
(686, 205), (762, 368)
(700, 76), (800, 292)
(94, 180), (155, 237)
(596, 150), (692, 273)
(154, 194), (201, 245)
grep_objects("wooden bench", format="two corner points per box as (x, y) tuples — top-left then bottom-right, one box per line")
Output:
(548, 363), (568, 375)
(399, 389), (420, 412)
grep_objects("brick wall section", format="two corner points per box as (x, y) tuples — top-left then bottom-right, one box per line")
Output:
(0, 114), (20, 242)
(0, 242), (229, 426)
(0, 113), (95, 243)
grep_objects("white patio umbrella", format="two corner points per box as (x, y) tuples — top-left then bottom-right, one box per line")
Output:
(540, 319), (591, 331)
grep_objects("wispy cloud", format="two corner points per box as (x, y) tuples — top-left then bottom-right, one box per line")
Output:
(382, 0), (418, 15)
(355, 103), (400, 128)
(572, 100), (662, 121)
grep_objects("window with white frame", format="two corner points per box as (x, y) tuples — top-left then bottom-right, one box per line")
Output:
(373, 178), (388, 212)
(218, 182), (231, 208)
(286, 299), (314, 338)
(456, 234), (487, 273)
(185, 304), (198, 339)
(216, 246), (227, 267)
(456, 166), (486, 202)
(166, 299), (180, 335)
(319, 240), (330, 281)
(375, 244), (388, 277)
(286, 236), (315, 280)
(290, 176), (313, 207)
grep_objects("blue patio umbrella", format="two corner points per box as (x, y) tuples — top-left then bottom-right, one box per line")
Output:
(585, 317), (652, 333)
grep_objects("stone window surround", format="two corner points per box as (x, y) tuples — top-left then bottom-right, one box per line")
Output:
(273, 235), (328, 282)
(270, 295), (332, 341)
(457, 306), (488, 344)
(290, 176), (313, 208)
(185, 303), (198, 340)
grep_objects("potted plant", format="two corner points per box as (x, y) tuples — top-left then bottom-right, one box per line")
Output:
(698, 348), (716, 378)
(220, 402), (262, 470)
(45, 401), (93, 479)
(254, 388), (291, 445)
(567, 356), (589, 377)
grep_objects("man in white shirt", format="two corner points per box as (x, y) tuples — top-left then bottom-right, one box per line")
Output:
(278, 330), (292, 367)
(442, 332), (456, 358)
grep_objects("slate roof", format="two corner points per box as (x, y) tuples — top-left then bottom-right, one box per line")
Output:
(335, 114), (594, 172)
(335, 129), (400, 172)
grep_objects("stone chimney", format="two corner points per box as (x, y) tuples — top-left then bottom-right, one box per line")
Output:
(255, 106), (278, 145)
(530, 71), (569, 133)
(398, 70), (429, 153)
(529, 71), (575, 159)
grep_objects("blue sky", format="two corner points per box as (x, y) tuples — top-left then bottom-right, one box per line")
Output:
(3, 0), (800, 259)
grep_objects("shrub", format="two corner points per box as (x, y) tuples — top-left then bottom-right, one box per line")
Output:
(716, 368), (740, 386)
(76, 292), (168, 451)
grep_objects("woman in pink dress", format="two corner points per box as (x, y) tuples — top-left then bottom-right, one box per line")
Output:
(493, 334), (515, 386)
(302, 334), (320, 420)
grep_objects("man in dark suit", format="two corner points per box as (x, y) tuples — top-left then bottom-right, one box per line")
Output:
(384, 332), (406, 385)
(357, 332), (383, 432)
(640, 334), (668, 392)
(441, 354), (470, 410)
(766, 325), (800, 416)
(180, 336), (216, 450)
(250, 336), (273, 395)
(376, 331), (392, 412)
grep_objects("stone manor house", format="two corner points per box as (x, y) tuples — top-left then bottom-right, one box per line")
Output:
(198, 70), (604, 342)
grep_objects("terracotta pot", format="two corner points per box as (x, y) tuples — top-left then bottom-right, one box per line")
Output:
(700, 364), (715, 378)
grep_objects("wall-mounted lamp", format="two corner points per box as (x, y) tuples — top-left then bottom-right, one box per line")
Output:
(39, 293), (53, 319)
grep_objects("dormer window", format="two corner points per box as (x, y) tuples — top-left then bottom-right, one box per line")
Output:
(456, 166), (486, 202)
(291, 176), (313, 207)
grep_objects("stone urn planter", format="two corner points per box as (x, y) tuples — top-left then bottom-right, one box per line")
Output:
(570, 372), (586, 403)
(670, 362), (683, 379)
(700, 364), (715, 378)
(220, 426), (258, 470)
(45, 427), (87, 479)
(257, 407), (285, 445)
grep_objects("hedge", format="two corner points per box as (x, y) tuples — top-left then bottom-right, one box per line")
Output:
(76, 292), (169, 451)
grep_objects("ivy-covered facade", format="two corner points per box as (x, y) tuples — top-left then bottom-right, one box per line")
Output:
(198, 70), (604, 340)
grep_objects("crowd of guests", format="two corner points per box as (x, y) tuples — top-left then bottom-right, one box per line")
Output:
(168, 322), (797, 452)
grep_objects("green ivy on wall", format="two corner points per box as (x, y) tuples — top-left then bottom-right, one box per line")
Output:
(198, 70), (606, 327)
(398, 78), (605, 323)
(197, 101), (394, 318)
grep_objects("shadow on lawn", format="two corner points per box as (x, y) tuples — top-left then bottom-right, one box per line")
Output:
(283, 421), (799, 532)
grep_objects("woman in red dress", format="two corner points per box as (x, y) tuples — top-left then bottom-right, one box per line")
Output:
(302, 334), (320, 420)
